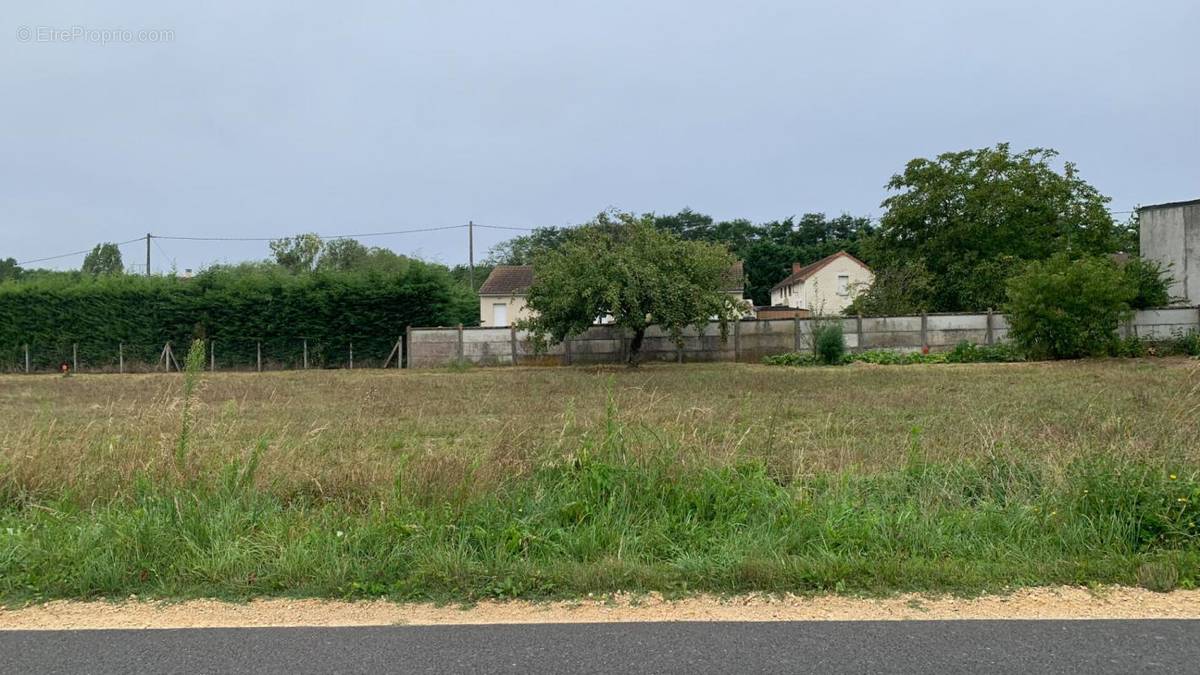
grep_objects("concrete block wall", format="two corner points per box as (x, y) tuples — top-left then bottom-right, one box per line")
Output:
(407, 308), (1199, 368)
(1132, 308), (1200, 340)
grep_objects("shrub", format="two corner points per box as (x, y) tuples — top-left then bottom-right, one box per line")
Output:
(761, 352), (818, 367)
(1138, 561), (1180, 593)
(811, 319), (846, 365)
(1171, 330), (1200, 357)
(765, 342), (1024, 367)
(1004, 255), (1137, 359)
(1123, 257), (1175, 309)
(851, 349), (941, 365)
(1110, 335), (1149, 359)
(944, 340), (1026, 363)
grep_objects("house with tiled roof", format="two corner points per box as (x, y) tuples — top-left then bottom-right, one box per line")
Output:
(768, 251), (873, 316)
(478, 265), (536, 327)
(478, 262), (749, 327)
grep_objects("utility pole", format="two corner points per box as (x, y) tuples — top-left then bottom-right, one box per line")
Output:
(468, 220), (475, 291)
(145, 233), (151, 276)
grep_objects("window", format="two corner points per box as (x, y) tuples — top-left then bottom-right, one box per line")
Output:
(492, 303), (508, 326)
(837, 274), (850, 296)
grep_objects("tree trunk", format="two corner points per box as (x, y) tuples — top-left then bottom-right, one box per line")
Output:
(627, 327), (646, 367)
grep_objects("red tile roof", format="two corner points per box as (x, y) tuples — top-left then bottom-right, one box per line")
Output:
(478, 265), (535, 296)
(770, 251), (870, 292)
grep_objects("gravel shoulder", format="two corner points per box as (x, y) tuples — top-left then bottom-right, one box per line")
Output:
(3, 587), (1199, 630)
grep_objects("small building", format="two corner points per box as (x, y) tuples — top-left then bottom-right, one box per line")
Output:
(1139, 199), (1200, 306)
(478, 262), (750, 327)
(478, 265), (535, 327)
(769, 251), (873, 316)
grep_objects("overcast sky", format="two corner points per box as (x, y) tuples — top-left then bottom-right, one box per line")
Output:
(3, 1), (1197, 272)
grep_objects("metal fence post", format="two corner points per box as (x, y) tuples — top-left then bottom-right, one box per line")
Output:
(349, 340), (354, 370)
(404, 325), (411, 369)
(456, 324), (464, 362)
(793, 317), (801, 352)
(856, 314), (864, 353)
(73, 343), (78, 372)
(303, 339), (308, 370)
(210, 340), (216, 371)
(118, 342), (124, 374)
(985, 308), (994, 345)
(256, 341), (262, 372)
(24, 344), (29, 373)
(920, 313), (928, 351)
(510, 325), (518, 366)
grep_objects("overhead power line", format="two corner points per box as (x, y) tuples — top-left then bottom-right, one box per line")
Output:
(154, 224), (469, 242)
(16, 236), (146, 266)
(10, 207), (1141, 269)
(473, 224), (537, 232)
(13, 225), (473, 267)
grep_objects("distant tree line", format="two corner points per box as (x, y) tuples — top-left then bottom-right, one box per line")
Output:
(480, 144), (1160, 315)
(476, 211), (875, 306)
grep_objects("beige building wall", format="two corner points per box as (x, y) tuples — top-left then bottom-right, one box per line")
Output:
(479, 295), (532, 327)
(770, 256), (873, 315)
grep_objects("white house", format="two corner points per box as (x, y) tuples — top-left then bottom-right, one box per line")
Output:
(769, 251), (873, 315)
(478, 265), (536, 328)
(478, 262), (750, 327)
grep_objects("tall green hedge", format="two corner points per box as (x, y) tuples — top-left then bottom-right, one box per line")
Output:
(0, 263), (477, 371)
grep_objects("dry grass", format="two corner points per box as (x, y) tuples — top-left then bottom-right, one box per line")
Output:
(3, 359), (1199, 503)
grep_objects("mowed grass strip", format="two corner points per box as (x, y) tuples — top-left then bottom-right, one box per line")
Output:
(1, 360), (1199, 602)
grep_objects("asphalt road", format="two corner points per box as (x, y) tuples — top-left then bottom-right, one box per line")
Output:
(2, 620), (1195, 674)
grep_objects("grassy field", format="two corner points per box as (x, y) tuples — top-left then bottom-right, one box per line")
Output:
(2, 359), (1199, 602)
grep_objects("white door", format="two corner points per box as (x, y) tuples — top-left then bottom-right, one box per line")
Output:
(492, 303), (509, 326)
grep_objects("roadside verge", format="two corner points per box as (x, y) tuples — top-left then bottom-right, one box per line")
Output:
(3, 587), (1199, 629)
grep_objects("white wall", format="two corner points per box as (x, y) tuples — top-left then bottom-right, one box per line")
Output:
(1140, 203), (1199, 305)
(479, 295), (531, 327)
(770, 257), (873, 314)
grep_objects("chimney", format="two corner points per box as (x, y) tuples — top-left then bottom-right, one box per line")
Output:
(792, 262), (804, 274)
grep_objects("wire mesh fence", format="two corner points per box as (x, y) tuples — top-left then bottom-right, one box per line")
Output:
(0, 335), (407, 373)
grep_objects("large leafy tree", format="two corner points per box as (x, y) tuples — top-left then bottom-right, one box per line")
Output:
(269, 233), (324, 273)
(80, 243), (124, 276)
(654, 210), (874, 304)
(519, 211), (742, 366)
(317, 239), (411, 274)
(484, 226), (574, 266)
(863, 144), (1124, 312)
(0, 257), (21, 283)
(317, 238), (372, 271)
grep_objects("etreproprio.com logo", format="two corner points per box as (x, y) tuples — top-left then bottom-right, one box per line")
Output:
(16, 25), (175, 44)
